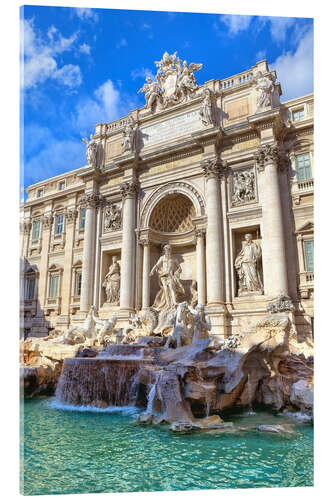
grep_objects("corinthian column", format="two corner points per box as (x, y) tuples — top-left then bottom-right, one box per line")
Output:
(202, 158), (224, 305)
(255, 143), (288, 297)
(195, 229), (206, 305)
(79, 193), (100, 313)
(119, 180), (138, 311)
(141, 237), (151, 309)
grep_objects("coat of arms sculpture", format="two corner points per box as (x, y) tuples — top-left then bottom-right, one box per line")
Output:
(138, 51), (203, 113)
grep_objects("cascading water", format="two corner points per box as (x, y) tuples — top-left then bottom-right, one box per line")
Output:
(246, 372), (256, 415)
(55, 358), (146, 408)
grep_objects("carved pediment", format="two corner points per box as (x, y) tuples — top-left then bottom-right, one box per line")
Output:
(295, 221), (314, 234)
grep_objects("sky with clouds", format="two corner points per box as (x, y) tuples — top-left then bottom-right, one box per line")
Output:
(21, 6), (313, 188)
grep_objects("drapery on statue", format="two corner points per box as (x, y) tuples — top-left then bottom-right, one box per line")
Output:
(199, 88), (214, 126)
(235, 234), (263, 295)
(149, 244), (185, 311)
(103, 256), (121, 305)
(121, 116), (136, 153)
(255, 71), (274, 110)
(82, 135), (98, 167)
(138, 77), (162, 112)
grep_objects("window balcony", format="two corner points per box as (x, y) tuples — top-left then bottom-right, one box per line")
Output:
(45, 296), (61, 314)
(298, 271), (314, 299)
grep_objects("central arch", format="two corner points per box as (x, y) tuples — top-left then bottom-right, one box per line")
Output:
(140, 180), (206, 229)
(149, 194), (196, 233)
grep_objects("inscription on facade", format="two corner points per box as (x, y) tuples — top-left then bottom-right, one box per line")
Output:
(141, 109), (204, 147)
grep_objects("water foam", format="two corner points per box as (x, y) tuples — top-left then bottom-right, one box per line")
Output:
(48, 398), (141, 416)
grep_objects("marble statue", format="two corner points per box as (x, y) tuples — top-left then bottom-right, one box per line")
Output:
(167, 302), (194, 348)
(91, 307), (117, 345)
(104, 203), (121, 231)
(190, 280), (198, 308)
(199, 88), (214, 126)
(139, 51), (203, 111)
(122, 116), (136, 153)
(140, 307), (158, 335)
(82, 135), (98, 167)
(103, 256), (121, 305)
(60, 306), (96, 344)
(232, 170), (255, 205)
(235, 234), (263, 295)
(150, 244), (185, 311)
(255, 71), (274, 111)
(191, 304), (211, 343)
(138, 77), (162, 112)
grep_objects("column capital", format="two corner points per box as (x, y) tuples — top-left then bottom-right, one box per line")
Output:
(254, 143), (280, 172)
(120, 180), (139, 199)
(140, 236), (150, 246)
(78, 192), (102, 209)
(195, 228), (206, 239)
(42, 213), (53, 229)
(65, 208), (77, 225)
(201, 156), (225, 179)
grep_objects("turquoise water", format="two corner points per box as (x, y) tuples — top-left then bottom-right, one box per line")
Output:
(22, 398), (313, 495)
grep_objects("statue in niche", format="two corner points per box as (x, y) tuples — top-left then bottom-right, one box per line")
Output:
(232, 170), (255, 205)
(255, 71), (275, 111)
(199, 88), (214, 126)
(138, 77), (162, 112)
(103, 256), (121, 305)
(150, 244), (185, 311)
(122, 116), (136, 153)
(190, 280), (198, 308)
(104, 203), (121, 231)
(235, 234), (263, 295)
(82, 135), (98, 167)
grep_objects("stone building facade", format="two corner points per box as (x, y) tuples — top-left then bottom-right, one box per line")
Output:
(20, 55), (314, 340)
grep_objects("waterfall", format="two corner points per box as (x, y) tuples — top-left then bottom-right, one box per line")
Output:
(246, 373), (256, 415)
(56, 358), (146, 408)
(146, 379), (158, 415)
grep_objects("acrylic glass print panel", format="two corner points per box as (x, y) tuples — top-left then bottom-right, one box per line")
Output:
(20, 4), (314, 496)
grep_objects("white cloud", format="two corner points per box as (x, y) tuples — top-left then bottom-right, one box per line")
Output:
(257, 16), (296, 44)
(270, 27), (313, 101)
(21, 19), (82, 89)
(73, 80), (122, 135)
(116, 38), (127, 49)
(75, 8), (98, 23)
(219, 14), (253, 35)
(131, 67), (154, 81)
(79, 43), (91, 55)
(256, 49), (266, 61)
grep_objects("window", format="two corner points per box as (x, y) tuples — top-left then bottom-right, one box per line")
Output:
(296, 153), (312, 181)
(304, 240), (314, 272)
(26, 278), (35, 300)
(37, 188), (43, 198)
(49, 275), (59, 298)
(292, 108), (304, 121)
(32, 220), (41, 240)
(76, 272), (82, 296)
(59, 181), (66, 191)
(56, 214), (64, 234)
(80, 208), (86, 230)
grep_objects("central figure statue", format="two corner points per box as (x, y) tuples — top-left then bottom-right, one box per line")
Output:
(150, 244), (185, 311)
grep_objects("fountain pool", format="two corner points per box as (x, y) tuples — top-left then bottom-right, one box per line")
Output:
(22, 397), (313, 495)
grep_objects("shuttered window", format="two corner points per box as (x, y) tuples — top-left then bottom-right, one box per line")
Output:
(50, 275), (59, 297)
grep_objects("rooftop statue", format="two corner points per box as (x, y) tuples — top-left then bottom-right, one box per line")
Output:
(254, 71), (275, 111)
(82, 134), (98, 168)
(138, 51), (203, 112)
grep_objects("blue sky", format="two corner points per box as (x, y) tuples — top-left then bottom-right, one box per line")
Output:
(21, 6), (313, 188)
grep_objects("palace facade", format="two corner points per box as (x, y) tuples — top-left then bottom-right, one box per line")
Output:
(20, 55), (314, 340)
